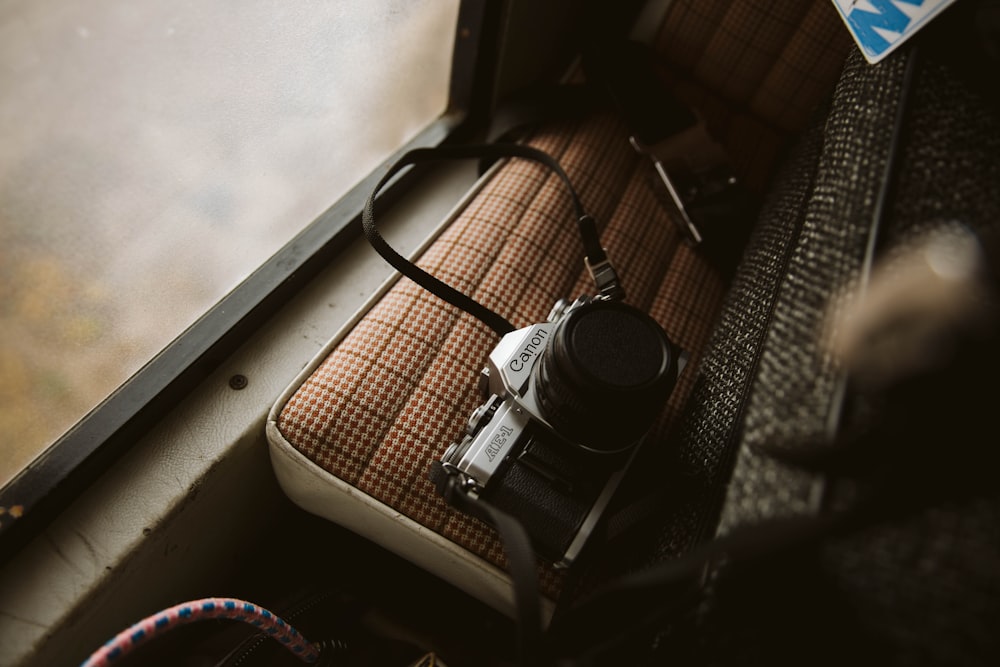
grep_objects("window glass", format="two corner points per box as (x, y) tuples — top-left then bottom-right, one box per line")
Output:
(0, 0), (460, 486)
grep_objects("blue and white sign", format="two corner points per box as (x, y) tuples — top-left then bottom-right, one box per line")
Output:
(831, 0), (958, 63)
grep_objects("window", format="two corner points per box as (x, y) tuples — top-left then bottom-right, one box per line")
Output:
(0, 0), (473, 537)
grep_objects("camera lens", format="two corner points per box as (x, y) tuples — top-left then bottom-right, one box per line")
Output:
(534, 300), (677, 453)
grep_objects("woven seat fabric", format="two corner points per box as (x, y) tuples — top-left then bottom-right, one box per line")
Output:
(274, 112), (728, 600)
(652, 0), (851, 193)
(271, 0), (850, 606)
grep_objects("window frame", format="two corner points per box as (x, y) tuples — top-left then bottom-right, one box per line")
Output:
(0, 0), (499, 563)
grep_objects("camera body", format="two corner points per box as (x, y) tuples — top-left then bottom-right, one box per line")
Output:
(435, 295), (683, 567)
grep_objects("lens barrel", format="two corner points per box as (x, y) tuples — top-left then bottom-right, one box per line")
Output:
(534, 300), (677, 452)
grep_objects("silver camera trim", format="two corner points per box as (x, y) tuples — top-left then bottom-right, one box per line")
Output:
(443, 322), (561, 492)
(441, 298), (649, 568)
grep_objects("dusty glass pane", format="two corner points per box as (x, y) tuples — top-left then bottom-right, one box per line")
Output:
(0, 0), (460, 486)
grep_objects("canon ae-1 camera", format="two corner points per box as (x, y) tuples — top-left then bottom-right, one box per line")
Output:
(432, 294), (683, 567)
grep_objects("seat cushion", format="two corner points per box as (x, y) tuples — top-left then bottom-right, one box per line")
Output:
(266, 0), (852, 615)
(266, 112), (728, 611)
(652, 0), (851, 193)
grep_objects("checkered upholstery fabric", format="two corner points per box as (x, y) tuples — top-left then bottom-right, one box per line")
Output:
(653, 0), (851, 191)
(274, 2), (850, 603)
(275, 112), (727, 599)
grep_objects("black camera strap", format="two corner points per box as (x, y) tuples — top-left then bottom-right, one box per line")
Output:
(363, 143), (623, 338)
(430, 462), (543, 665)
(367, 143), (627, 666)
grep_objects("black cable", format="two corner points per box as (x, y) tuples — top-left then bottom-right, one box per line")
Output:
(363, 143), (606, 338)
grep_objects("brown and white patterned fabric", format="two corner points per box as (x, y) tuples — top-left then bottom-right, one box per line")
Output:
(270, 112), (727, 604)
(267, 0), (850, 610)
(653, 0), (851, 192)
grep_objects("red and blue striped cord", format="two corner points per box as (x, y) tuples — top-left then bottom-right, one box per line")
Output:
(80, 597), (321, 666)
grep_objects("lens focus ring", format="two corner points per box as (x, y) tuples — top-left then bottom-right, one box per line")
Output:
(534, 300), (677, 453)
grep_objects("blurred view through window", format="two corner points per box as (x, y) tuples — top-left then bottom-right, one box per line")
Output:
(0, 0), (460, 486)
